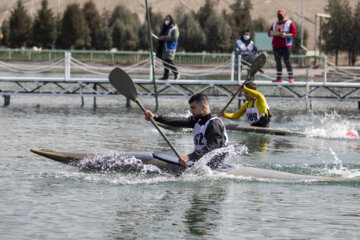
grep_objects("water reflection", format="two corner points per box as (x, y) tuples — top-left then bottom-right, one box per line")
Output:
(271, 138), (295, 154)
(242, 134), (270, 154)
(232, 133), (270, 161)
(184, 184), (227, 236)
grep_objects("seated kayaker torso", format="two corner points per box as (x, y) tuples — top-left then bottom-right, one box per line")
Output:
(144, 93), (228, 166)
(219, 82), (271, 128)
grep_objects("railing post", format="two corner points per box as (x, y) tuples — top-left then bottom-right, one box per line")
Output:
(231, 52), (235, 81)
(237, 54), (242, 83)
(323, 56), (327, 85)
(305, 69), (310, 112)
(64, 51), (71, 80)
(3, 95), (10, 106)
(149, 52), (153, 81)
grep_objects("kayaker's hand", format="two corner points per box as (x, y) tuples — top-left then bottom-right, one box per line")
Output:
(238, 84), (245, 92)
(144, 110), (154, 121)
(179, 155), (189, 166)
(218, 110), (224, 117)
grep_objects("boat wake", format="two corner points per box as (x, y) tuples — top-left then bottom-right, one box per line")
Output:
(319, 148), (360, 178)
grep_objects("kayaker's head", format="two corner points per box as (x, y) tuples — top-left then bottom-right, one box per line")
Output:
(188, 93), (210, 118)
(244, 82), (257, 101)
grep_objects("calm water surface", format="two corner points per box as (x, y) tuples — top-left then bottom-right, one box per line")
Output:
(0, 96), (359, 240)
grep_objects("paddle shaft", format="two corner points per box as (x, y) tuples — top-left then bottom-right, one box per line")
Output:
(135, 100), (182, 159)
(221, 91), (239, 113)
(221, 53), (266, 113)
(221, 77), (252, 113)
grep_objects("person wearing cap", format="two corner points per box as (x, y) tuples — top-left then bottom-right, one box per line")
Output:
(234, 30), (258, 81)
(268, 9), (297, 83)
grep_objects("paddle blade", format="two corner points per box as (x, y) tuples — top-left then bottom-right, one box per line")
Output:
(249, 53), (266, 77)
(109, 67), (138, 101)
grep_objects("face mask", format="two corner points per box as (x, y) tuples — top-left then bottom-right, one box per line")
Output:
(164, 20), (170, 26)
(277, 14), (284, 21)
(243, 35), (250, 41)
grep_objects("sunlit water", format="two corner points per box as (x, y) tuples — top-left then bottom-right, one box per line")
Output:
(0, 95), (359, 239)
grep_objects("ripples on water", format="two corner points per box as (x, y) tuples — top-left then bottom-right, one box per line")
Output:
(1, 97), (360, 239)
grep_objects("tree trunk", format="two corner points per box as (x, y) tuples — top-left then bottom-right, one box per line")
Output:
(335, 49), (338, 66)
(351, 52), (357, 66)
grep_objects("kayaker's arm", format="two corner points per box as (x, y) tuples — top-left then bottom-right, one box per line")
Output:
(154, 115), (196, 128)
(144, 110), (196, 128)
(223, 103), (247, 120)
(188, 119), (227, 161)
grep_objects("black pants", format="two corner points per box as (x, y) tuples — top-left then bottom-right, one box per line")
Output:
(251, 115), (270, 128)
(163, 58), (178, 78)
(273, 47), (293, 79)
(251, 110), (271, 128)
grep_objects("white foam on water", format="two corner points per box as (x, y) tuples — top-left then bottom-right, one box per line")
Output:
(178, 145), (259, 182)
(301, 111), (359, 139)
(319, 148), (360, 178)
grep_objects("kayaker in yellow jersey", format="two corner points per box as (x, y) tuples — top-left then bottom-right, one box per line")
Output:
(218, 82), (271, 128)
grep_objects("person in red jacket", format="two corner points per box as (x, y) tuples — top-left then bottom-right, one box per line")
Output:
(268, 9), (297, 83)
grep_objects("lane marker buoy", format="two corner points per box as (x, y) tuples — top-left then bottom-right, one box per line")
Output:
(346, 130), (359, 138)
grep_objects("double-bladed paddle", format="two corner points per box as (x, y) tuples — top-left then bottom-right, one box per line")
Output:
(108, 68), (182, 161)
(221, 53), (267, 113)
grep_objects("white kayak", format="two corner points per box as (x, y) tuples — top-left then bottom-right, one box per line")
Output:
(30, 148), (358, 182)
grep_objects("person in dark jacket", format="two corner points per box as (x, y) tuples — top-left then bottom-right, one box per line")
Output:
(234, 30), (258, 80)
(144, 93), (228, 168)
(157, 15), (180, 80)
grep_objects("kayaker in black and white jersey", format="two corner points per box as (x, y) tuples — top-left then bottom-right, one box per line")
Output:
(144, 93), (228, 169)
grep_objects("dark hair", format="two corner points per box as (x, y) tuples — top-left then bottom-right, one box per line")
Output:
(242, 29), (250, 35)
(245, 82), (257, 90)
(188, 93), (209, 105)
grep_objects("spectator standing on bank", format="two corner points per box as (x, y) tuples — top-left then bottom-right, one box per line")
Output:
(157, 15), (180, 80)
(234, 30), (258, 80)
(268, 9), (297, 83)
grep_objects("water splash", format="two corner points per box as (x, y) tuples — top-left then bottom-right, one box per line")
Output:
(302, 111), (359, 139)
(179, 145), (252, 182)
(71, 153), (163, 174)
(320, 148), (360, 178)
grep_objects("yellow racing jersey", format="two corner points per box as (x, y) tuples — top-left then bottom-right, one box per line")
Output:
(224, 88), (270, 120)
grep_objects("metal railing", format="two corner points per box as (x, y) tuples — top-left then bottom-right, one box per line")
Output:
(0, 48), (333, 83)
(0, 48), (323, 65)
